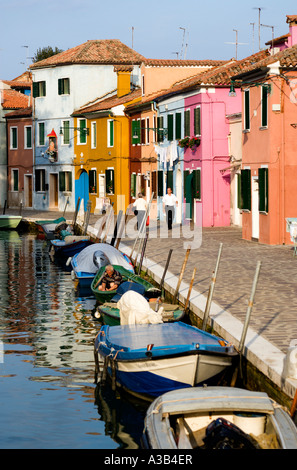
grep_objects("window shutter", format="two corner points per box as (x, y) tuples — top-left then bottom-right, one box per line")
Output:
(109, 120), (114, 147)
(157, 170), (163, 196)
(237, 173), (242, 209)
(33, 82), (39, 98)
(194, 107), (201, 136)
(183, 170), (189, 198)
(241, 169), (251, 210)
(131, 173), (136, 197)
(58, 78), (62, 95)
(175, 112), (182, 140)
(185, 173), (194, 219)
(68, 172), (72, 192)
(35, 169), (41, 191)
(132, 120), (140, 144)
(157, 116), (164, 142)
(244, 90), (250, 130)
(59, 172), (66, 191)
(261, 86), (268, 127)
(39, 123), (45, 146)
(167, 170), (173, 190)
(192, 169), (201, 199)
(167, 114), (174, 141)
(258, 168), (268, 212)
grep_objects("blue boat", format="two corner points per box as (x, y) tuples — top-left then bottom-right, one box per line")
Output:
(50, 236), (93, 257)
(94, 322), (238, 400)
(71, 243), (134, 288)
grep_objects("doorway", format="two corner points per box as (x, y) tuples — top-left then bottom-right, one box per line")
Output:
(24, 174), (32, 207)
(252, 176), (259, 240)
(49, 173), (58, 209)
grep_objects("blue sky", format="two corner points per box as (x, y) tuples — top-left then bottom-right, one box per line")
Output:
(1, 0), (297, 80)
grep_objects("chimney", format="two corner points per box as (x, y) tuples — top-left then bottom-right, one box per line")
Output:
(114, 65), (133, 98)
(286, 15), (297, 46)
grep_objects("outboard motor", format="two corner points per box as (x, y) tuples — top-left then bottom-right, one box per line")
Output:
(93, 250), (109, 270)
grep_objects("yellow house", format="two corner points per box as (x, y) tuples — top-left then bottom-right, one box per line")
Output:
(72, 67), (141, 215)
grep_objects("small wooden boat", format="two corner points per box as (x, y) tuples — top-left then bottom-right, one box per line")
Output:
(96, 299), (185, 326)
(142, 386), (297, 449)
(94, 322), (237, 401)
(0, 215), (22, 229)
(91, 266), (161, 304)
(71, 243), (134, 288)
(35, 216), (66, 240)
(50, 235), (93, 257)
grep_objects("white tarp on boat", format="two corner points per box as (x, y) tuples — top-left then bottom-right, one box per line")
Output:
(117, 291), (163, 325)
(73, 243), (134, 274)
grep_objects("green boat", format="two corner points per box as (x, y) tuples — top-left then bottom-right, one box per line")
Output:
(95, 301), (185, 326)
(0, 215), (22, 229)
(91, 265), (161, 304)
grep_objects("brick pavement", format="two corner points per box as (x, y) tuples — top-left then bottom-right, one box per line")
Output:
(12, 208), (297, 355)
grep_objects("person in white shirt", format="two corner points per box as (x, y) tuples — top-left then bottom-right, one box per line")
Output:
(162, 187), (178, 230)
(133, 193), (147, 230)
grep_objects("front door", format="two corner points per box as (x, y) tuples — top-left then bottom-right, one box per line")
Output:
(75, 170), (89, 212)
(24, 174), (32, 207)
(49, 173), (58, 209)
(252, 176), (259, 240)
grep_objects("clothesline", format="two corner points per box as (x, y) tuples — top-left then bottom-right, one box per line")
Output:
(154, 141), (180, 169)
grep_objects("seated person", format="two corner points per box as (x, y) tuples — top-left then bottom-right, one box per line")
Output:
(96, 265), (122, 291)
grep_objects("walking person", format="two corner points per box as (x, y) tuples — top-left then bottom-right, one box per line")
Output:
(163, 187), (178, 230)
(132, 192), (147, 231)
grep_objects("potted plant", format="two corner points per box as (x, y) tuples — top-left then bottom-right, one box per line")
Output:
(178, 136), (200, 149)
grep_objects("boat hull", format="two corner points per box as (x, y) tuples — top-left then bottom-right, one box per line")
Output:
(51, 239), (93, 257)
(97, 304), (185, 326)
(95, 322), (237, 399)
(0, 215), (22, 229)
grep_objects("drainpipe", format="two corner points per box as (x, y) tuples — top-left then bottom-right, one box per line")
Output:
(281, 78), (285, 244)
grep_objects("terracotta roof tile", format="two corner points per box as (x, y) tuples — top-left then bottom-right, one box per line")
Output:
(73, 88), (142, 115)
(5, 106), (32, 118)
(143, 58), (228, 67)
(30, 40), (145, 69)
(1, 89), (30, 110)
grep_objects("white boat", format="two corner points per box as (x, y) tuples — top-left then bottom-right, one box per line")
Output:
(142, 386), (297, 449)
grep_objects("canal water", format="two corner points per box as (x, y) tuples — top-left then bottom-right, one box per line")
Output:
(0, 231), (147, 449)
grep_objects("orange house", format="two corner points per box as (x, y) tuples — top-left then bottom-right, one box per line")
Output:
(232, 42), (297, 245)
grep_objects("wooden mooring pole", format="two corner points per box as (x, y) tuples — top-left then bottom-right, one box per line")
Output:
(172, 248), (191, 304)
(202, 243), (223, 331)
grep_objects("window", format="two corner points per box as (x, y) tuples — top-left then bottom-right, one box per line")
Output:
(152, 171), (157, 198)
(35, 169), (46, 192)
(261, 85), (269, 128)
(33, 81), (46, 98)
(61, 120), (70, 145)
(241, 169), (251, 211)
(105, 168), (114, 194)
(24, 126), (32, 149)
(194, 107), (201, 136)
(175, 112), (182, 140)
(141, 118), (146, 144)
(167, 114), (174, 141)
(89, 169), (97, 193)
(107, 119), (114, 147)
(78, 119), (87, 144)
(167, 170), (173, 190)
(12, 169), (19, 192)
(184, 109), (190, 136)
(157, 116), (164, 143)
(244, 90), (250, 131)
(10, 127), (17, 149)
(146, 117), (150, 144)
(132, 119), (140, 145)
(157, 170), (163, 196)
(38, 122), (45, 146)
(59, 171), (72, 192)
(91, 122), (97, 149)
(58, 78), (70, 95)
(258, 167), (268, 212)
(193, 168), (201, 200)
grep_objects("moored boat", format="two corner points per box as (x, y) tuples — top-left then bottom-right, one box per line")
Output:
(0, 215), (22, 230)
(50, 235), (93, 257)
(142, 386), (297, 449)
(94, 322), (238, 401)
(35, 216), (66, 240)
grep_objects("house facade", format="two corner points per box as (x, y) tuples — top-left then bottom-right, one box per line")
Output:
(30, 40), (144, 213)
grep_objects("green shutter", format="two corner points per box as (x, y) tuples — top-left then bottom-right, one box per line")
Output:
(79, 119), (87, 144)
(33, 82), (39, 98)
(59, 172), (66, 191)
(63, 121), (70, 144)
(12, 128), (17, 149)
(131, 173), (136, 197)
(58, 78), (62, 95)
(184, 109), (190, 136)
(185, 173), (194, 219)
(258, 168), (268, 212)
(194, 107), (201, 136)
(42, 81), (46, 97)
(244, 90), (250, 130)
(262, 85), (268, 127)
(109, 120), (114, 147)
(167, 170), (173, 190)
(237, 173), (242, 209)
(131, 120), (140, 144)
(183, 170), (189, 198)
(192, 169), (201, 199)
(157, 170), (163, 196)
(26, 127), (32, 148)
(157, 116), (164, 142)
(39, 122), (45, 146)
(175, 112), (182, 140)
(241, 169), (251, 211)
(167, 114), (174, 141)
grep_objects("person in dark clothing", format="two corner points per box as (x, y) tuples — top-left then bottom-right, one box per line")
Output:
(96, 265), (122, 291)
